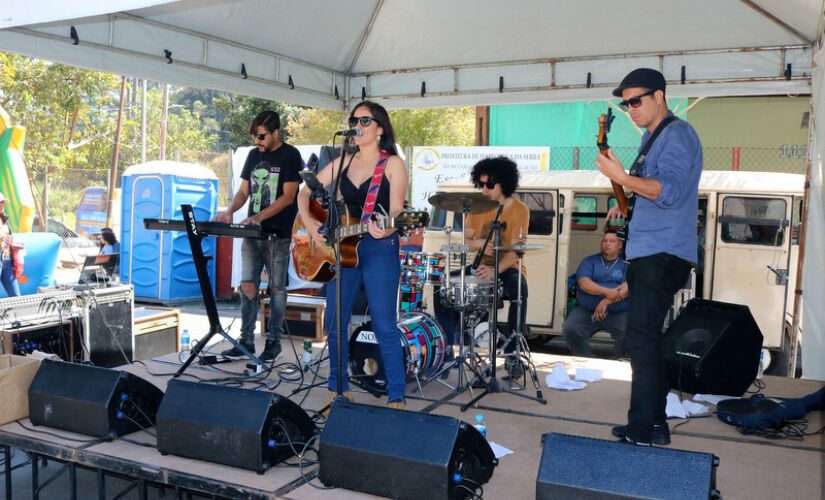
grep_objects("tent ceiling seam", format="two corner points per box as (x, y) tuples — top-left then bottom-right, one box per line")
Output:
(346, 0), (384, 75)
(738, 0), (814, 45)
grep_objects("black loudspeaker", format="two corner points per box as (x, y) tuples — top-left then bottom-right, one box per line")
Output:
(662, 298), (763, 396)
(536, 433), (720, 500)
(319, 401), (497, 500)
(156, 380), (317, 474)
(28, 359), (164, 437)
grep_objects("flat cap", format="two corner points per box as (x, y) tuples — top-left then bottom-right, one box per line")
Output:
(613, 68), (666, 97)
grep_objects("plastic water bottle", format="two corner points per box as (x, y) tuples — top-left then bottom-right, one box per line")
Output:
(756, 350), (764, 379)
(180, 329), (191, 357)
(302, 340), (313, 363)
(473, 414), (487, 438)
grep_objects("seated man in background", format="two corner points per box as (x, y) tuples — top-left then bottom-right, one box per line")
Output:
(563, 229), (628, 358)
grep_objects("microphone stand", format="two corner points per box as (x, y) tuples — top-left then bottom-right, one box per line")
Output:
(461, 216), (547, 411)
(326, 136), (354, 407)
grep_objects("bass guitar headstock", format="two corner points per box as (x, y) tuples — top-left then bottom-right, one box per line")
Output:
(597, 107), (615, 152)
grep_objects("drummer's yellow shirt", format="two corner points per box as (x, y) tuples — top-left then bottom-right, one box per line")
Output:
(466, 197), (529, 277)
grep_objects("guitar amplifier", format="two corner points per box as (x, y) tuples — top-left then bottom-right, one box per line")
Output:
(78, 284), (134, 367)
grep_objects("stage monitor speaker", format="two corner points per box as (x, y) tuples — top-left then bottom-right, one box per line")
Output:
(536, 433), (720, 500)
(156, 379), (317, 474)
(319, 401), (497, 500)
(28, 359), (164, 437)
(662, 298), (763, 396)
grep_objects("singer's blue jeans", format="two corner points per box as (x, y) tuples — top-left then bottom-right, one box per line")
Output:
(325, 233), (405, 403)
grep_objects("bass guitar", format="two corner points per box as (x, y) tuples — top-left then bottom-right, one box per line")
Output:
(291, 199), (429, 282)
(597, 108), (634, 238)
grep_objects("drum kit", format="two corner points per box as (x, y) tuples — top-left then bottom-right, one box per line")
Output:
(346, 191), (547, 406)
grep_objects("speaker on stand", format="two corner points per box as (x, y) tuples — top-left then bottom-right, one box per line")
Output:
(662, 298), (763, 396)
(28, 359), (164, 437)
(319, 400), (497, 500)
(156, 379), (317, 474)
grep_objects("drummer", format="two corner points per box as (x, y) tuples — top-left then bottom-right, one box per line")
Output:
(435, 156), (530, 375)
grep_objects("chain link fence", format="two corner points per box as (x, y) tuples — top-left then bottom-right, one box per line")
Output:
(549, 146), (807, 174)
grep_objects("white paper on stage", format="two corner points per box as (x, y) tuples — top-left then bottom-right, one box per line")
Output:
(545, 363), (587, 390)
(488, 441), (513, 459)
(574, 368), (603, 383)
(666, 392), (711, 418)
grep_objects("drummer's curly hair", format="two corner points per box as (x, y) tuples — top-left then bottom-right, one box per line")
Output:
(470, 156), (520, 197)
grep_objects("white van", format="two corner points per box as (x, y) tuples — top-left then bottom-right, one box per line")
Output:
(422, 169), (804, 373)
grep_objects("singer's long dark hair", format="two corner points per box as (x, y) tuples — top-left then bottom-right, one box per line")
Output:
(350, 101), (399, 156)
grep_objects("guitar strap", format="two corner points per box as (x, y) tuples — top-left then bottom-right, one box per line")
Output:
(360, 150), (390, 222)
(628, 115), (678, 176)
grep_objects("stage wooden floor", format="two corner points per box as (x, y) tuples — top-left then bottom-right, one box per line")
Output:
(1, 335), (823, 499)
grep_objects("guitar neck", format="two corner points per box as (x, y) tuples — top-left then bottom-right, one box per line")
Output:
(600, 148), (629, 217)
(338, 217), (394, 238)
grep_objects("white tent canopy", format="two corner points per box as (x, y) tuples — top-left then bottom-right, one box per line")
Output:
(1, 0), (824, 380)
(0, 0), (816, 109)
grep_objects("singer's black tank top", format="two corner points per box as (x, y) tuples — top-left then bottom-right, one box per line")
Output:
(340, 163), (391, 220)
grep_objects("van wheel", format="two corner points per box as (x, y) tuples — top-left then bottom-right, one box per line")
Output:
(525, 328), (548, 349)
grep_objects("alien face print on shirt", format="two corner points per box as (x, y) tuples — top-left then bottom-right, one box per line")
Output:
(250, 162), (280, 214)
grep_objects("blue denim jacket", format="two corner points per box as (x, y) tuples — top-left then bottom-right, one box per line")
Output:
(626, 113), (702, 263)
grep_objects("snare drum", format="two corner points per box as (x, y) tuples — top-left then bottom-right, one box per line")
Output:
(441, 275), (496, 310)
(400, 252), (425, 283)
(349, 312), (446, 394)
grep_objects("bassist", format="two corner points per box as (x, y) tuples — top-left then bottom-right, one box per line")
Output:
(596, 68), (702, 447)
(296, 100), (409, 411)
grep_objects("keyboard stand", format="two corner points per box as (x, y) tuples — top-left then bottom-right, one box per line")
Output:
(174, 204), (264, 375)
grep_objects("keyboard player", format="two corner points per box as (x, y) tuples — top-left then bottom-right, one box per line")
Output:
(212, 110), (302, 362)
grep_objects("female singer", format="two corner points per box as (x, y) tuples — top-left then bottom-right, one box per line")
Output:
(297, 101), (408, 410)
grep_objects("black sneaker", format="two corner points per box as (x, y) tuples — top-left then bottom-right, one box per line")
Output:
(221, 341), (255, 360)
(611, 423), (670, 445)
(259, 339), (282, 363)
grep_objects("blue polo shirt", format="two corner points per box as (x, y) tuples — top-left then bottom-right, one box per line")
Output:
(626, 113), (702, 263)
(575, 254), (628, 313)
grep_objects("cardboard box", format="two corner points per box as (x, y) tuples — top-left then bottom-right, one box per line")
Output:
(0, 354), (43, 425)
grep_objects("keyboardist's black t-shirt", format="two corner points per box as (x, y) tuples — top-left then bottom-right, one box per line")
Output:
(240, 142), (302, 236)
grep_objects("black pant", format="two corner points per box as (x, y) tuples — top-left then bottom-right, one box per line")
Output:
(625, 253), (692, 441)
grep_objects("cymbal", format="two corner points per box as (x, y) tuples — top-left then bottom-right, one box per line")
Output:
(495, 242), (548, 252)
(428, 192), (498, 213)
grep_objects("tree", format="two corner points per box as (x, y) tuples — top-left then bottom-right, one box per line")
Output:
(390, 107), (475, 150)
(213, 94), (296, 149)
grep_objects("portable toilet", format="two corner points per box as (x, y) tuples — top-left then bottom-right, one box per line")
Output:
(121, 161), (218, 303)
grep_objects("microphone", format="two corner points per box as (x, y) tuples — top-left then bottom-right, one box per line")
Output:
(335, 128), (362, 138)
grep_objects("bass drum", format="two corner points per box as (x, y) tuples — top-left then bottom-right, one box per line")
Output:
(349, 312), (446, 394)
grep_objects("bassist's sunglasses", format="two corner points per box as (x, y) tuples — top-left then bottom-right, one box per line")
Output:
(619, 90), (656, 111)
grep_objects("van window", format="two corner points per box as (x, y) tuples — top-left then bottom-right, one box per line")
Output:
(572, 196), (597, 230)
(516, 192), (555, 235)
(720, 197), (787, 246)
(428, 203), (463, 231)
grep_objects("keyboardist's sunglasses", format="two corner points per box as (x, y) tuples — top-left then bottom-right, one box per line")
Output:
(619, 90), (656, 111)
(251, 132), (272, 141)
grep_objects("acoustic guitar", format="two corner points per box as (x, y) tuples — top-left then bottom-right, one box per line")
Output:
(598, 108), (634, 239)
(290, 199), (429, 282)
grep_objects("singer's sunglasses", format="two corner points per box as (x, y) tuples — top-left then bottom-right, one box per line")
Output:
(250, 131), (272, 141)
(619, 90), (656, 111)
(476, 179), (497, 190)
(348, 116), (378, 127)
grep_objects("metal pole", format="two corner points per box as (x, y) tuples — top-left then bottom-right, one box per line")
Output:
(107, 76), (127, 227)
(141, 79), (147, 164)
(160, 83), (169, 160)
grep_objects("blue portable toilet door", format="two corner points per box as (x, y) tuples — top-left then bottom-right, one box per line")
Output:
(129, 176), (166, 299)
